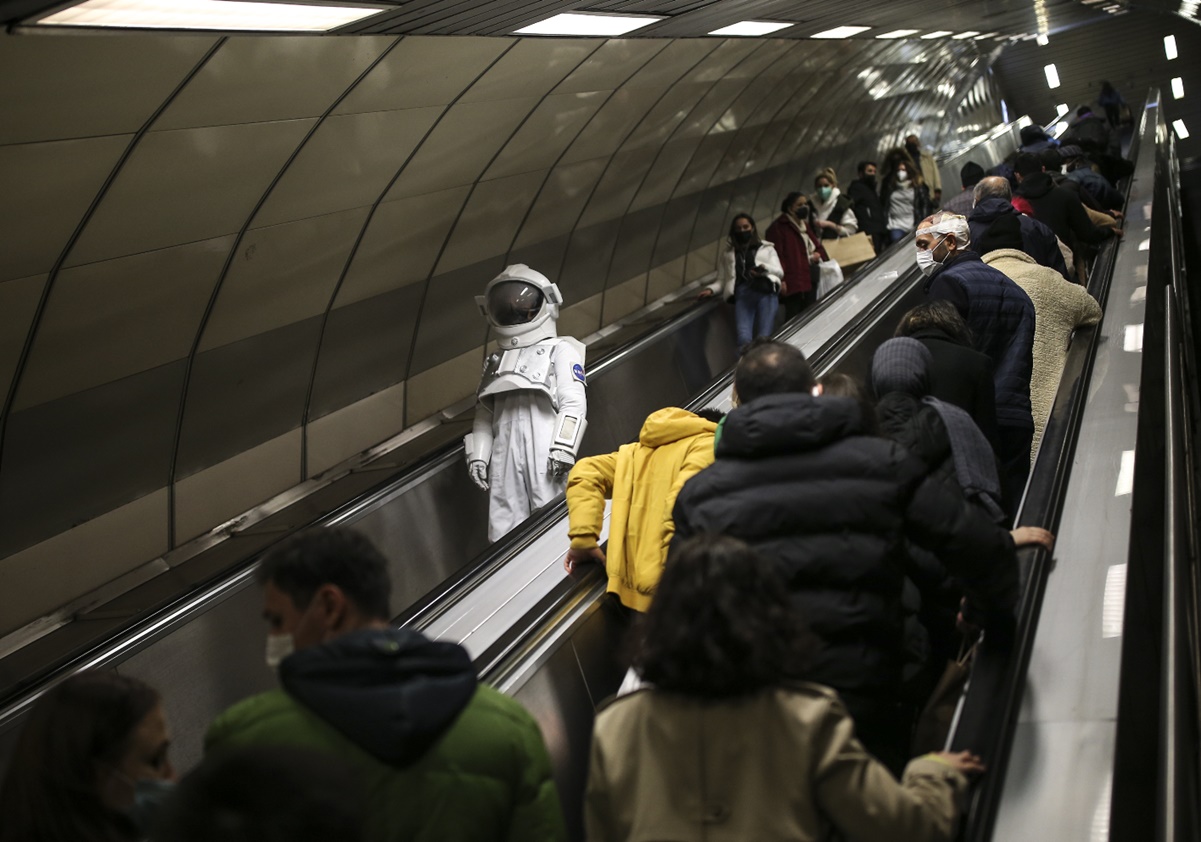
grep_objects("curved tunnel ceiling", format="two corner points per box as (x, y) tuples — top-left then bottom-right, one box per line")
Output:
(0, 0), (1196, 636)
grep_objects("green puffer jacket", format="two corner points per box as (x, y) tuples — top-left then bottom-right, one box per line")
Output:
(205, 628), (567, 842)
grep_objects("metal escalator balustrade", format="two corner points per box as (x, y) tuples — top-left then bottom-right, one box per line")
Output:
(948, 90), (1169, 842)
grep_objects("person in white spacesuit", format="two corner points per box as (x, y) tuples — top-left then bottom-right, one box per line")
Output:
(466, 265), (588, 542)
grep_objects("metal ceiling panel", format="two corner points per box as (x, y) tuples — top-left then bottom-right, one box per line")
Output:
(0, 135), (128, 283)
(66, 120), (314, 267)
(484, 90), (608, 180)
(154, 36), (392, 130)
(0, 33), (214, 145)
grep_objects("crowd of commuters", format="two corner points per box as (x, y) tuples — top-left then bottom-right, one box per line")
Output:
(1, 109), (1126, 841)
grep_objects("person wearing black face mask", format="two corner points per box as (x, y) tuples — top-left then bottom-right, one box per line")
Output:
(766, 193), (826, 319)
(847, 161), (888, 255)
(703, 213), (785, 347)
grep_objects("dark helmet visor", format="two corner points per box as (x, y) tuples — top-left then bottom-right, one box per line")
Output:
(486, 281), (544, 327)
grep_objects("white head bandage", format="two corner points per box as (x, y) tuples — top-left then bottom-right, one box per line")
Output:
(916, 213), (971, 247)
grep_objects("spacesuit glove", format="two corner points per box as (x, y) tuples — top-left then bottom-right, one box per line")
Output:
(468, 460), (489, 490)
(547, 449), (575, 477)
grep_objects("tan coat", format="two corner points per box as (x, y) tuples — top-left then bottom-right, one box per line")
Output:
(585, 684), (968, 842)
(982, 248), (1103, 454)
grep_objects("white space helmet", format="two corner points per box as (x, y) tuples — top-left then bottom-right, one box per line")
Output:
(476, 264), (564, 343)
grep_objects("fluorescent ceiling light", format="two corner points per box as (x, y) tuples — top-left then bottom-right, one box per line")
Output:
(1044, 63), (1061, 89)
(1172, 77), (1185, 99)
(709, 20), (792, 36)
(1166, 35), (1179, 60)
(33, 0), (383, 31)
(974, 32), (999, 40)
(1037, 34), (1049, 45)
(811, 25), (870, 39)
(953, 31), (981, 39)
(1174, 119), (1190, 139)
(921, 31), (952, 39)
(1056, 103), (1069, 116)
(516, 12), (662, 36)
(877, 29), (918, 39)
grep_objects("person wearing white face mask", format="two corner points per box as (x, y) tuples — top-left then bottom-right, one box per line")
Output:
(916, 213), (1036, 521)
(207, 527), (568, 842)
(882, 148), (934, 244)
(811, 167), (859, 240)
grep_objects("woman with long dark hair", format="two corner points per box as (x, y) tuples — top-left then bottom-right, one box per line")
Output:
(881, 148), (934, 243)
(0, 672), (175, 842)
(765, 192), (826, 319)
(705, 212), (784, 348)
(585, 535), (985, 841)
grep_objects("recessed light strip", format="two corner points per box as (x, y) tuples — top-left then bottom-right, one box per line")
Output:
(710, 20), (792, 36)
(921, 30), (952, 39)
(34, 0), (384, 31)
(811, 25), (870, 39)
(876, 29), (918, 39)
(516, 11), (663, 36)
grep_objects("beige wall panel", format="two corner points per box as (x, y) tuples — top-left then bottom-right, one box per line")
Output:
(675, 79), (754, 140)
(334, 36), (513, 114)
(0, 135), (129, 283)
(405, 347), (483, 426)
(174, 430), (301, 544)
(384, 98), (537, 201)
(458, 39), (599, 105)
(686, 241), (722, 284)
(554, 40), (667, 95)
(0, 489), (168, 636)
(306, 380), (406, 478)
(647, 255), (689, 302)
(513, 158), (608, 248)
(602, 275), (648, 324)
(155, 36), (392, 130)
(435, 170), (545, 275)
(254, 106), (444, 228)
(622, 82), (711, 150)
(68, 120), (315, 268)
(199, 208), (369, 351)
(0, 34), (216, 146)
(16, 237), (233, 410)
(723, 38), (790, 81)
(690, 39), (760, 84)
(484, 91), (606, 181)
(335, 185), (472, 308)
(0, 274), (47, 402)
(558, 87), (665, 165)
(628, 137), (702, 213)
(623, 39), (720, 91)
(558, 293), (603, 341)
(576, 146), (659, 227)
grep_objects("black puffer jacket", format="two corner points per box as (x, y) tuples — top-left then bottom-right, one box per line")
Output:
(1017, 172), (1115, 253)
(968, 196), (1069, 279)
(671, 393), (1017, 701)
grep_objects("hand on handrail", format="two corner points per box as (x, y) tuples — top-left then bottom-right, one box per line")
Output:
(1010, 526), (1055, 551)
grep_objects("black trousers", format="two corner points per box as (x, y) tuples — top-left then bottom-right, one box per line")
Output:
(997, 424), (1034, 523)
(782, 290), (815, 320)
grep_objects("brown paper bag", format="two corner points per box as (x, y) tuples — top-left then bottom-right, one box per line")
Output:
(823, 232), (876, 268)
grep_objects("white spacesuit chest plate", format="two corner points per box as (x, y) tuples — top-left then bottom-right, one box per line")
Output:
(477, 342), (556, 402)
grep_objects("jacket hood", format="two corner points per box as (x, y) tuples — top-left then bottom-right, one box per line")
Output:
(969, 196), (1018, 224)
(1019, 125), (1050, 145)
(1018, 172), (1054, 199)
(716, 393), (861, 458)
(872, 338), (932, 398)
(280, 627), (477, 768)
(638, 407), (717, 448)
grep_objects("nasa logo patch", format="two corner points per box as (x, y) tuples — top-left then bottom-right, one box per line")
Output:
(572, 363), (587, 384)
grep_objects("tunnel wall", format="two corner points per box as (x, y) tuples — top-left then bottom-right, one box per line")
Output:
(0, 31), (997, 637)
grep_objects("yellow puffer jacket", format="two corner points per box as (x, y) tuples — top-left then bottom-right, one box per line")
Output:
(566, 408), (717, 611)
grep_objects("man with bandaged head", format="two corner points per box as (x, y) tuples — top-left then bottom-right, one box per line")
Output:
(466, 265), (588, 541)
(916, 212), (1035, 519)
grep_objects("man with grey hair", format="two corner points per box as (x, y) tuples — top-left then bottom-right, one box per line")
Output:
(916, 212), (1035, 518)
(968, 176), (1070, 279)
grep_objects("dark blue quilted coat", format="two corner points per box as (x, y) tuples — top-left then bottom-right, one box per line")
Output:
(925, 251), (1035, 430)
